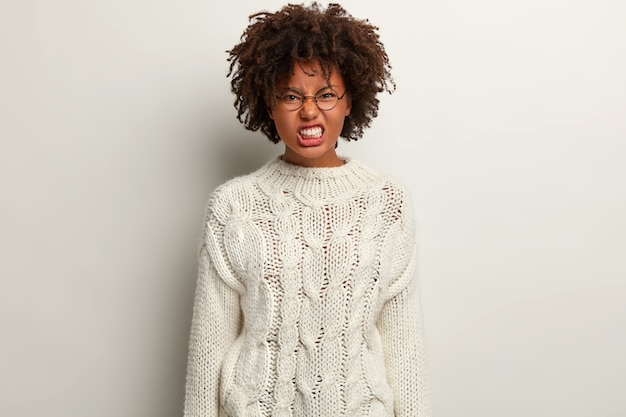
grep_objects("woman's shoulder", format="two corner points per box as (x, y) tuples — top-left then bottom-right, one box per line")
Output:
(206, 158), (277, 204)
(355, 160), (413, 204)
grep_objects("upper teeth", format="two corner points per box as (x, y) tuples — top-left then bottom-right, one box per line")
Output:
(300, 127), (323, 138)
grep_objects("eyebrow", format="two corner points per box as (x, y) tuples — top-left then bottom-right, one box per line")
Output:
(283, 85), (338, 94)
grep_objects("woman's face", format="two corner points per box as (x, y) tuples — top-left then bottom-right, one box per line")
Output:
(269, 60), (352, 167)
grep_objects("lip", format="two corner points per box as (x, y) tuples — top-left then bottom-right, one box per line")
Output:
(297, 124), (325, 147)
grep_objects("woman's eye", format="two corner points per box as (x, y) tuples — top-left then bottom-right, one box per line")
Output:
(283, 94), (301, 102)
(318, 92), (337, 99)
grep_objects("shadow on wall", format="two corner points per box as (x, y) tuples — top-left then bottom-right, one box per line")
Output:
(215, 128), (281, 181)
(186, 104), (281, 194)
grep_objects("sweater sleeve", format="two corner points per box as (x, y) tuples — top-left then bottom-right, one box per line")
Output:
(377, 189), (433, 417)
(184, 242), (242, 417)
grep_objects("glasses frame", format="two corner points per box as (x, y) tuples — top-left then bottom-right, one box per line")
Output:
(274, 88), (348, 112)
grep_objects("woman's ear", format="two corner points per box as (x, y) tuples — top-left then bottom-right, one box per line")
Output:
(344, 95), (352, 117)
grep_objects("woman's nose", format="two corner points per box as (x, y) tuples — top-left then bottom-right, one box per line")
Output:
(299, 96), (320, 118)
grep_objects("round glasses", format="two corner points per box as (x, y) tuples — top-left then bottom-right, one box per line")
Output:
(275, 87), (347, 111)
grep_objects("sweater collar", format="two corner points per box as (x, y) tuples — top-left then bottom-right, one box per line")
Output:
(255, 156), (383, 203)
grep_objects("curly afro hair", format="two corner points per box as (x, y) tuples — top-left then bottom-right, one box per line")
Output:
(227, 2), (395, 143)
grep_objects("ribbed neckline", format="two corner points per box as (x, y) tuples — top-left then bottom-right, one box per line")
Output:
(254, 156), (384, 203)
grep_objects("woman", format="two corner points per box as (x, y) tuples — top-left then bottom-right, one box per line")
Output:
(184, 3), (432, 416)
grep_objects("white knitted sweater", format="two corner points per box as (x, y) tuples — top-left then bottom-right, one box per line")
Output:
(184, 157), (432, 417)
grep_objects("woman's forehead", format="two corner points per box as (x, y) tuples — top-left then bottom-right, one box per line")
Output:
(277, 59), (344, 89)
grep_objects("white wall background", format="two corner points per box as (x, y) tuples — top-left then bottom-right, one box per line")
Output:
(1, 0), (624, 416)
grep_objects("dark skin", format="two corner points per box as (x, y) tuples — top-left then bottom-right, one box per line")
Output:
(268, 59), (352, 167)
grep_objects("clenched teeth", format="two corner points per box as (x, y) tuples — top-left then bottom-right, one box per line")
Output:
(299, 127), (323, 138)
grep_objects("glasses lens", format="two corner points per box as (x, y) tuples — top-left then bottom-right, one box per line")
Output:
(280, 93), (303, 111)
(316, 89), (339, 111)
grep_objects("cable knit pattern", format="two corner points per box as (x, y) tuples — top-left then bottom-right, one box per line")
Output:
(184, 157), (432, 417)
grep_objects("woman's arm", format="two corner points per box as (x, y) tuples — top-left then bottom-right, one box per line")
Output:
(377, 186), (433, 417)
(378, 273), (432, 417)
(184, 243), (242, 417)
